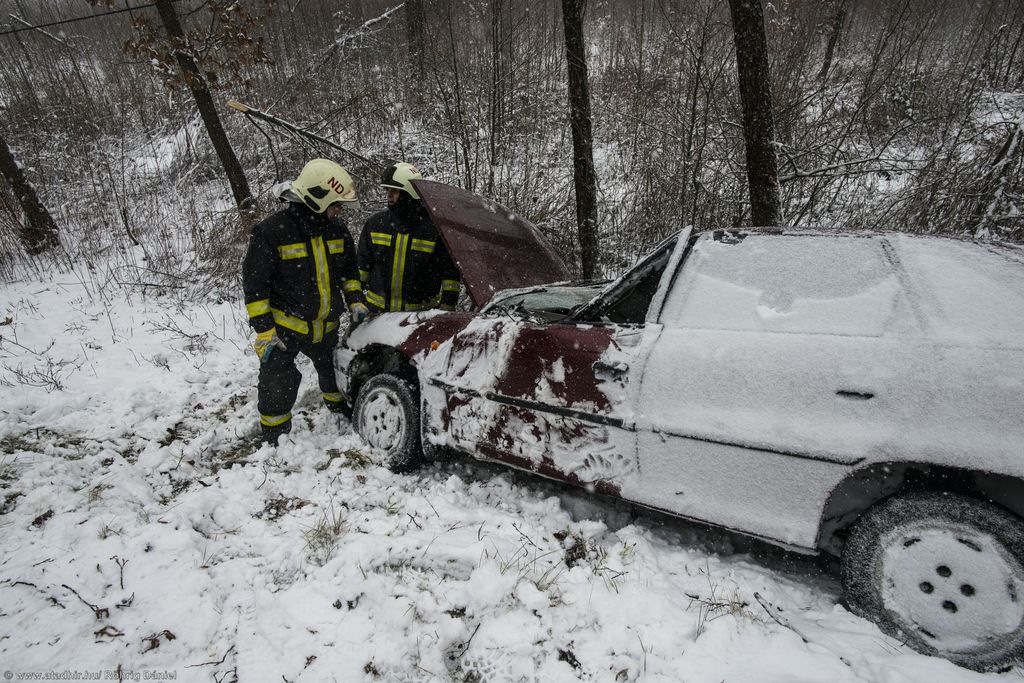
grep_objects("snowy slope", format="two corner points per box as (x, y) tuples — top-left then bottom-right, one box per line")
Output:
(0, 277), (1012, 682)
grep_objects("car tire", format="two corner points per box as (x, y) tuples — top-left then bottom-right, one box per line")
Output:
(353, 374), (423, 472)
(841, 491), (1024, 671)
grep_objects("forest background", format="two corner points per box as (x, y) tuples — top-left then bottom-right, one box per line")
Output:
(0, 0), (1022, 292)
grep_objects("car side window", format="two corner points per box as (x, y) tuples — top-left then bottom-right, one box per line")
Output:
(596, 264), (666, 324)
(659, 234), (906, 336)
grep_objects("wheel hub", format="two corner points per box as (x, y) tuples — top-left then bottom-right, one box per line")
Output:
(358, 387), (406, 453)
(880, 520), (1024, 653)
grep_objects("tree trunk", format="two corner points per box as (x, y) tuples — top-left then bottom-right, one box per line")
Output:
(153, 0), (255, 218)
(817, 0), (849, 84)
(405, 0), (427, 84)
(561, 0), (600, 279)
(728, 0), (783, 227)
(0, 128), (60, 255)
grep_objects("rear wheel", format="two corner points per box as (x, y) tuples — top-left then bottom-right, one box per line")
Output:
(842, 491), (1024, 671)
(353, 374), (423, 471)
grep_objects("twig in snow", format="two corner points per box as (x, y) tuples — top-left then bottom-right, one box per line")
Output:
(256, 466), (269, 490)
(454, 623), (482, 659)
(753, 592), (852, 668)
(111, 555), (128, 590)
(62, 583), (108, 619)
(512, 522), (539, 548)
(0, 336), (55, 357)
(94, 625), (125, 640)
(4, 356), (78, 391)
(141, 629), (176, 653)
(8, 580), (65, 609)
(187, 645), (236, 668)
(753, 592), (794, 633)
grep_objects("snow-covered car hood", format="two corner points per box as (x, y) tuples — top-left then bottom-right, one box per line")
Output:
(414, 180), (572, 309)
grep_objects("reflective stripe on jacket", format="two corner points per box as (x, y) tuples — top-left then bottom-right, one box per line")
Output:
(242, 203), (363, 342)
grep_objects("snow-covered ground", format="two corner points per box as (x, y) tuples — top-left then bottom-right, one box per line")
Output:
(0, 275), (1015, 682)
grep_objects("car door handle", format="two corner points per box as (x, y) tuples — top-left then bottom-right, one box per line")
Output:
(593, 360), (629, 375)
(836, 389), (874, 400)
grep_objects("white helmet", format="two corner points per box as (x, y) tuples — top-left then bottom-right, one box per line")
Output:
(291, 159), (357, 213)
(380, 162), (422, 199)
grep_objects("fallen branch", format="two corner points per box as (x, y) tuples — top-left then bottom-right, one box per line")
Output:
(227, 100), (376, 171)
(7, 13), (69, 45)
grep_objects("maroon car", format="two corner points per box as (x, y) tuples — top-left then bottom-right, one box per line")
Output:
(337, 180), (1024, 672)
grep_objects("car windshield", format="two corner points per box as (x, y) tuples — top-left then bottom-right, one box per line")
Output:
(484, 283), (609, 322)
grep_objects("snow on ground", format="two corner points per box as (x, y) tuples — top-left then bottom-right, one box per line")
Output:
(0, 276), (1015, 682)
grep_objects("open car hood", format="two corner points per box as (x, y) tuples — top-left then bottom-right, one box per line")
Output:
(414, 180), (572, 309)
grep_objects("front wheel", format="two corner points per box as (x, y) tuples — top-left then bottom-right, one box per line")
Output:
(353, 374), (423, 471)
(842, 491), (1024, 671)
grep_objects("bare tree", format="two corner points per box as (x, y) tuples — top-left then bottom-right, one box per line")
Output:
(405, 0), (427, 84)
(151, 0), (255, 218)
(0, 127), (59, 255)
(817, 0), (850, 84)
(562, 0), (600, 278)
(728, 0), (782, 226)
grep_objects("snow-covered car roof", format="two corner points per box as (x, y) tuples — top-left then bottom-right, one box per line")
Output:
(681, 229), (1024, 348)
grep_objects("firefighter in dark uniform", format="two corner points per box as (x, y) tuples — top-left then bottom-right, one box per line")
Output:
(243, 159), (367, 445)
(356, 162), (460, 315)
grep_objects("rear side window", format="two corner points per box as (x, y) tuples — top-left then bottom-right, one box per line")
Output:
(659, 234), (906, 336)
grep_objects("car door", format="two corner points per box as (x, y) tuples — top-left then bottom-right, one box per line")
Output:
(427, 316), (646, 493)
(629, 232), (922, 549)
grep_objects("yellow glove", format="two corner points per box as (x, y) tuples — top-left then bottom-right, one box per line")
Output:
(349, 302), (369, 324)
(253, 328), (286, 364)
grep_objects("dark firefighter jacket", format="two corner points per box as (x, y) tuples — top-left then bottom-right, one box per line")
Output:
(243, 202), (364, 343)
(357, 202), (460, 312)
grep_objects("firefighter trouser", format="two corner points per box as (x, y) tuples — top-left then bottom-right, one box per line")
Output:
(257, 328), (344, 443)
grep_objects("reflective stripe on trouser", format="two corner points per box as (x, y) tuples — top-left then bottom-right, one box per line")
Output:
(260, 412), (292, 427)
(257, 328), (342, 432)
